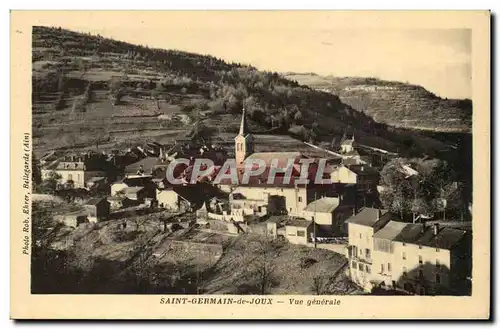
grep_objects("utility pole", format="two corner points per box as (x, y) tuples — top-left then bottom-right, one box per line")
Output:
(313, 190), (317, 249)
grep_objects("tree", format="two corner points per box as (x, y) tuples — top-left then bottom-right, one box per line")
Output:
(108, 78), (125, 105)
(245, 235), (280, 295)
(311, 274), (329, 295)
(294, 110), (303, 123)
(35, 171), (61, 194)
(82, 82), (95, 104)
(380, 157), (458, 220)
(330, 136), (337, 150)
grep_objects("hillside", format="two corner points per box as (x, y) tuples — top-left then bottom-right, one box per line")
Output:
(32, 26), (453, 159)
(284, 73), (472, 133)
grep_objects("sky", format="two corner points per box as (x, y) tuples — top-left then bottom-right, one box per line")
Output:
(40, 11), (472, 99)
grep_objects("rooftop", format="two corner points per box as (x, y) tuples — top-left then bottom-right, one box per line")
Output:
(86, 176), (106, 183)
(394, 224), (468, 250)
(303, 197), (340, 213)
(121, 186), (145, 194)
(286, 219), (313, 228)
(372, 220), (409, 240)
(346, 164), (379, 176)
(125, 157), (162, 174)
(346, 207), (390, 228)
(84, 197), (108, 206)
(245, 152), (303, 167)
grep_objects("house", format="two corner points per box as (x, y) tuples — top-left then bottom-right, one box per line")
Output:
(390, 223), (471, 295)
(330, 164), (379, 192)
(156, 187), (180, 211)
(371, 220), (409, 288)
(340, 135), (356, 154)
(83, 197), (110, 223)
(85, 176), (109, 193)
(345, 207), (392, 290)
(285, 219), (314, 245)
(41, 152), (112, 189)
(346, 208), (472, 295)
(110, 176), (156, 199)
(227, 191), (269, 221)
(107, 195), (136, 210)
(120, 186), (148, 203)
(124, 157), (161, 177)
(54, 211), (88, 228)
(302, 197), (354, 236)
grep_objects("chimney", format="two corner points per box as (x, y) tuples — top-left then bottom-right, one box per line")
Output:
(433, 223), (439, 236)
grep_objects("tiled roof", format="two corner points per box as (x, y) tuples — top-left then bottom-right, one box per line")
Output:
(286, 219), (313, 228)
(121, 186), (145, 194)
(373, 221), (408, 240)
(84, 197), (108, 206)
(303, 197), (340, 213)
(245, 152), (303, 168)
(394, 224), (468, 250)
(347, 164), (379, 176)
(346, 207), (389, 227)
(125, 157), (160, 174)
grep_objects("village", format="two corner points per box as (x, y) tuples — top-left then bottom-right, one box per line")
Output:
(33, 108), (473, 296)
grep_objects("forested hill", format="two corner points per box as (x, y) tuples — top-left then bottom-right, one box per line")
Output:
(32, 26), (453, 158)
(284, 73), (472, 133)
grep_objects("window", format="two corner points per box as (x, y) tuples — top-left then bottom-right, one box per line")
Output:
(402, 252), (406, 260)
(381, 264), (385, 273)
(419, 255), (423, 264)
(352, 261), (357, 269)
(359, 233), (362, 239)
(358, 263), (364, 271)
(359, 248), (363, 257)
(297, 230), (305, 237)
(419, 287), (426, 295)
(311, 216), (315, 221)
(403, 267), (407, 277)
(366, 265), (371, 273)
(365, 248), (371, 259)
(387, 263), (392, 272)
(402, 242), (406, 246)
(392, 280), (397, 288)
(298, 196), (302, 202)
(436, 259), (440, 267)
(436, 248), (440, 252)
(435, 273), (441, 284)
(68, 173), (73, 181)
(258, 206), (262, 212)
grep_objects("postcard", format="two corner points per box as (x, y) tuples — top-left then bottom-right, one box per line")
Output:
(10, 10), (490, 319)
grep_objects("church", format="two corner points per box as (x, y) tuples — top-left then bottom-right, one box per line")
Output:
(216, 109), (352, 235)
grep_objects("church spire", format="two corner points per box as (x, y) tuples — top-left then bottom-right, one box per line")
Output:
(239, 108), (250, 136)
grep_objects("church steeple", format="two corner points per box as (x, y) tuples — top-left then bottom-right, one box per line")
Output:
(239, 108), (250, 136)
(234, 108), (253, 164)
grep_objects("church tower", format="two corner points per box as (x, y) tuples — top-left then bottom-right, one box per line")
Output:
(234, 108), (254, 164)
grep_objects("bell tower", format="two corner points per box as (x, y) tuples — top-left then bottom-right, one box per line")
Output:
(234, 108), (253, 165)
